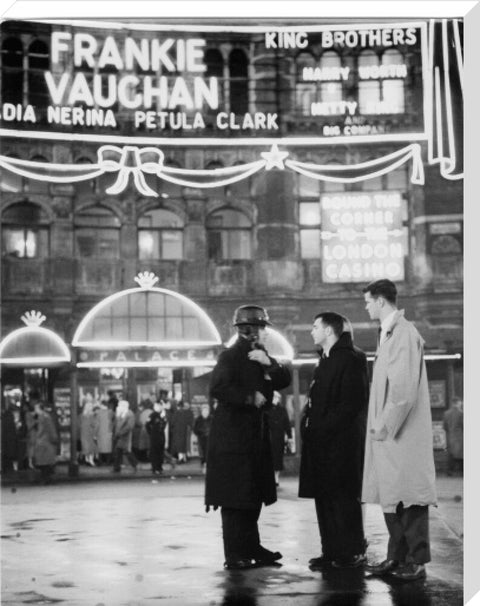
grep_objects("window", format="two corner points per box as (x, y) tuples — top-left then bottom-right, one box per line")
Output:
(74, 206), (120, 258)
(358, 49), (405, 114)
(299, 201), (321, 258)
(138, 208), (184, 260)
(229, 49), (248, 114)
(206, 208), (251, 260)
(205, 48), (225, 111)
(1, 201), (49, 258)
(27, 40), (49, 107)
(1, 37), (23, 104)
(296, 51), (343, 116)
(296, 52), (316, 116)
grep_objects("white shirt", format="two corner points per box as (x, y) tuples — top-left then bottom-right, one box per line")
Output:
(379, 310), (397, 345)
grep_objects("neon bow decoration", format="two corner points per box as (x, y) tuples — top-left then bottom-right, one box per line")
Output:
(99, 145), (165, 196)
(0, 142), (427, 197)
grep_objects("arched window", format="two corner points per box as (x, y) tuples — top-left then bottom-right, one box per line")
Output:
(138, 208), (184, 260)
(1, 37), (24, 104)
(206, 208), (252, 260)
(205, 48), (225, 110)
(358, 49), (405, 114)
(319, 51), (342, 103)
(27, 39), (49, 107)
(358, 50), (380, 114)
(296, 52), (316, 116)
(74, 206), (120, 258)
(1, 201), (49, 258)
(229, 49), (248, 114)
(381, 49), (405, 113)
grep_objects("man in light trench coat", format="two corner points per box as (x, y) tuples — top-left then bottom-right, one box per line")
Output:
(362, 279), (437, 582)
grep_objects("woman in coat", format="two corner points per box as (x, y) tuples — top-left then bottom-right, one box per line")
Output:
(96, 400), (114, 465)
(170, 401), (194, 462)
(112, 400), (137, 473)
(193, 404), (212, 473)
(32, 399), (59, 484)
(146, 402), (168, 474)
(205, 304), (291, 570)
(80, 399), (99, 466)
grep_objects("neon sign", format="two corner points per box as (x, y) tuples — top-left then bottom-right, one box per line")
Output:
(321, 191), (407, 283)
(0, 20), (427, 141)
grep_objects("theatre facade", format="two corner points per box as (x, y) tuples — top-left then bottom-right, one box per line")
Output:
(0, 18), (463, 456)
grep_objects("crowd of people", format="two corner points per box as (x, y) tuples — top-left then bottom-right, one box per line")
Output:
(77, 392), (216, 475)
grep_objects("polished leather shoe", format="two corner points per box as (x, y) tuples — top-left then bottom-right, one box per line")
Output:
(365, 559), (400, 575)
(309, 555), (333, 570)
(254, 546), (283, 564)
(224, 558), (256, 570)
(390, 563), (426, 582)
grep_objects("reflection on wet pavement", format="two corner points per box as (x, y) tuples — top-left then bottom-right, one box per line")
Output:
(1, 478), (462, 606)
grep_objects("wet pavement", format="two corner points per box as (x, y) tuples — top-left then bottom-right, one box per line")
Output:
(1, 475), (462, 606)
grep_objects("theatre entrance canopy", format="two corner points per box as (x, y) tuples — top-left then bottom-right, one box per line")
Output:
(71, 272), (222, 367)
(0, 311), (71, 367)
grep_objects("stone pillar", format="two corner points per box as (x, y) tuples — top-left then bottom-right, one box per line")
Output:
(68, 353), (79, 477)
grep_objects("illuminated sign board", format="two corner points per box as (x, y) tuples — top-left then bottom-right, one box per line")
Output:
(0, 20), (427, 143)
(77, 347), (218, 367)
(321, 191), (407, 283)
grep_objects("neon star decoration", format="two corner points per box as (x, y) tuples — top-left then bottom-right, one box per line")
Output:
(261, 144), (289, 170)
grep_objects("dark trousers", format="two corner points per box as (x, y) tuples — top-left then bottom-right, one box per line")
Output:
(149, 441), (165, 472)
(197, 436), (208, 464)
(314, 496), (366, 561)
(384, 503), (430, 564)
(112, 447), (137, 472)
(221, 507), (262, 561)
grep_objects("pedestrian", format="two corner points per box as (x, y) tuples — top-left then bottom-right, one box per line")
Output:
(96, 399), (114, 465)
(80, 397), (99, 466)
(170, 401), (194, 463)
(362, 279), (437, 582)
(112, 399), (138, 473)
(31, 393), (59, 484)
(443, 396), (463, 475)
(205, 304), (291, 570)
(267, 391), (293, 487)
(146, 401), (168, 474)
(193, 404), (212, 474)
(299, 311), (369, 570)
(132, 401), (152, 462)
(1, 401), (19, 473)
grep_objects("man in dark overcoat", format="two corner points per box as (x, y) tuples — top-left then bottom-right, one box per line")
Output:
(299, 311), (369, 569)
(205, 305), (291, 570)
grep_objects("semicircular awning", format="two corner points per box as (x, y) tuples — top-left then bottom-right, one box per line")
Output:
(72, 283), (222, 349)
(0, 326), (71, 367)
(226, 327), (294, 361)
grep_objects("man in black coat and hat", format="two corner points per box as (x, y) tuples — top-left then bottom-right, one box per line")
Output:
(205, 304), (291, 570)
(299, 311), (369, 570)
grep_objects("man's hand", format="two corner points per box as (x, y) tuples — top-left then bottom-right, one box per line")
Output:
(254, 391), (267, 408)
(248, 349), (271, 366)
